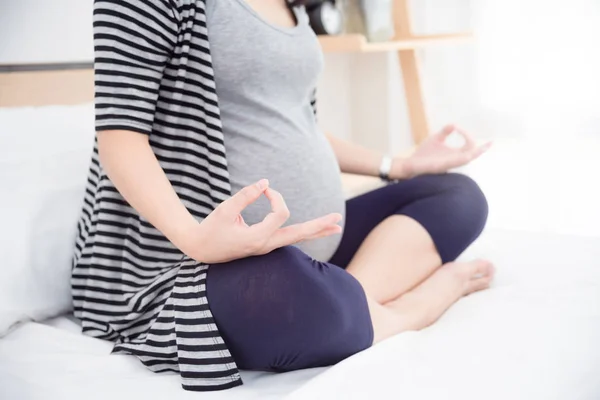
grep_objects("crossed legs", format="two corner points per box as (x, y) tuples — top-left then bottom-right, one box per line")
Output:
(330, 173), (493, 343)
(349, 215), (494, 343)
(206, 173), (493, 371)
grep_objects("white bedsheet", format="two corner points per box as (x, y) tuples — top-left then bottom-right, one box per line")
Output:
(0, 315), (325, 400)
(288, 229), (600, 400)
(1, 228), (599, 400)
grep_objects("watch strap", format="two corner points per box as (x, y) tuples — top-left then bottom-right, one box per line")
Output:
(379, 156), (393, 181)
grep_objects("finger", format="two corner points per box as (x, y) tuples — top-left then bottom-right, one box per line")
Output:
(467, 141), (493, 161)
(221, 179), (269, 216)
(250, 188), (291, 235)
(303, 225), (343, 241)
(443, 141), (491, 170)
(435, 124), (456, 141)
(455, 127), (477, 151)
(266, 213), (342, 249)
(269, 216), (341, 249)
(481, 141), (493, 152)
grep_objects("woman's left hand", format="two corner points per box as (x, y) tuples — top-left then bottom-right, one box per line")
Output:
(391, 125), (492, 179)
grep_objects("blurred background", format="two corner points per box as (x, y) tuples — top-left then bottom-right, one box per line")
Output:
(1, 0), (599, 237)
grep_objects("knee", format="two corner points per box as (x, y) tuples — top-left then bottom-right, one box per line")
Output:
(444, 173), (488, 230)
(421, 173), (488, 261)
(393, 173), (488, 262)
(399, 173), (488, 228)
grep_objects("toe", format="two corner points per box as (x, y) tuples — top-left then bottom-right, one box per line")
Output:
(472, 260), (495, 280)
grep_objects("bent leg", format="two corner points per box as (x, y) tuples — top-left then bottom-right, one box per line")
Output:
(332, 173), (489, 304)
(206, 246), (374, 371)
(347, 215), (442, 304)
(206, 247), (494, 367)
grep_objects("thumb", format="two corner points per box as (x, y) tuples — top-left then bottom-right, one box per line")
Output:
(221, 179), (269, 215)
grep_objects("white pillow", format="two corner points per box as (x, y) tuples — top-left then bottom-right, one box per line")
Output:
(0, 103), (95, 336)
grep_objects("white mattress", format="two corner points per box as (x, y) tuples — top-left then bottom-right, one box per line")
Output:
(1, 228), (600, 400)
(0, 316), (325, 400)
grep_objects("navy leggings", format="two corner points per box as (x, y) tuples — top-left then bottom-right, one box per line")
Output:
(206, 173), (488, 372)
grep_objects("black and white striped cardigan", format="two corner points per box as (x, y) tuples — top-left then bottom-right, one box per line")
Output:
(73, 0), (315, 391)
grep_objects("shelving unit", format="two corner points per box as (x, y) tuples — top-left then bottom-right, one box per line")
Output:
(317, 0), (473, 144)
(318, 32), (473, 53)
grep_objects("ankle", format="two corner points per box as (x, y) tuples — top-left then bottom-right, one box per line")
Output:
(386, 294), (436, 331)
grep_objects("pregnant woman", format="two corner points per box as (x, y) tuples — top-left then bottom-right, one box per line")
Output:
(73, 0), (493, 391)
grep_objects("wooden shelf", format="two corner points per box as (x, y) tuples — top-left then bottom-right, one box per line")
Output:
(317, 0), (472, 144)
(318, 32), (473, 53)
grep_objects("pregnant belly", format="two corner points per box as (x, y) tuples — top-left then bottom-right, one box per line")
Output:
(226, 134), (346, 262)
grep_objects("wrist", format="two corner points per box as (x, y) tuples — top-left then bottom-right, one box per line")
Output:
(391, 157), (413, 180)
(169, 213), (204, 259)
(378, 155), (393, 181)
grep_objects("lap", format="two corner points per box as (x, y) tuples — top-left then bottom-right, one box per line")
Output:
(206, 246), (373, 371)
(205, 173), (486, 371)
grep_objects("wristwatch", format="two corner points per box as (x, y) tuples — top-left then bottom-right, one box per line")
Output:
(379, 155), (393, 181)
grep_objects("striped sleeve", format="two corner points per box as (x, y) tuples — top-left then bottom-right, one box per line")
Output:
(93, 0), (178, 135)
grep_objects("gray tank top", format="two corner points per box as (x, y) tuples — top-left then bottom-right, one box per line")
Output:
(206, 0), (345, 261)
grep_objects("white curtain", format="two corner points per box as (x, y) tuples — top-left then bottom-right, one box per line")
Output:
(418, 0), (600, 140)
(414, 0), (600, 236)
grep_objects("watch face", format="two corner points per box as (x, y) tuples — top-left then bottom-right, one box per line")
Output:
(319, 2), (343, 35)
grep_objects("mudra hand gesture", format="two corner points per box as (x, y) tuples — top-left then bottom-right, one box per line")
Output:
(182, 179), (342, 264)
(391, 125), (492, 179)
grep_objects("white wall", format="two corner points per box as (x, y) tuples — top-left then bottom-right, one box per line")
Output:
(0, 0), (366, 141)
(0, 0), (93, 64)
(317, 51), (413, 150)
(0, 0), (474, 154)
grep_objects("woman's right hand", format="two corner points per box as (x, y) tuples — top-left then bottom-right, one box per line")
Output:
(179, 179), (343, 264)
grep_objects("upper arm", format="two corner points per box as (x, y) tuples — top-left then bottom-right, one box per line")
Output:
(93, 0), (178, 136)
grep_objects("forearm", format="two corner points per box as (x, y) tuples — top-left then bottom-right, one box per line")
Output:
(326, 134), (383, 176)
(98, 130), (198, 253)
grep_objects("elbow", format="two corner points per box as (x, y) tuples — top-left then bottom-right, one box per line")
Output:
(97, 130), (119, 169)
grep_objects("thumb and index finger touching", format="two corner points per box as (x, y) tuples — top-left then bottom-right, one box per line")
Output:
(437, 125), (477, 150)
(225, 179), (343, 247)
(225, 179), (294, 233)
(438, 125), (493, 159)
(222, 179), (270, 216)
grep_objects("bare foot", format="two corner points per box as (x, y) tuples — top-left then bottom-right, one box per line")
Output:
(443, 259), (495, 296)
(383, 259), (495, 333)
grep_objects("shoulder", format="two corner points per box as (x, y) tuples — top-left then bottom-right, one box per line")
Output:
(94, 0), (182, 38)
(93, 0), (180, 21)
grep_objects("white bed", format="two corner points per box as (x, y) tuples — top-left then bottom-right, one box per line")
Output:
(0, 317), (324, 400)
(1, 71), (599, 400)
(2, 228), (599, 400)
